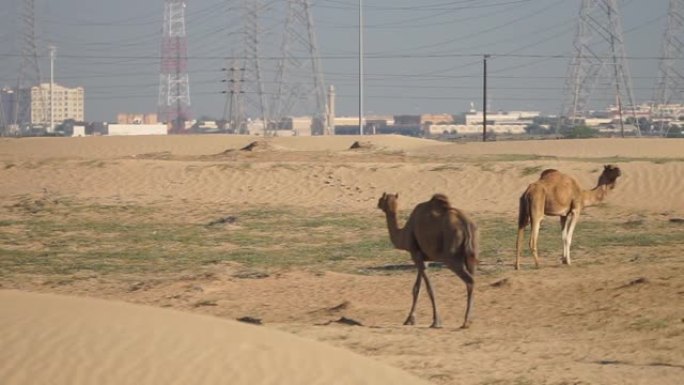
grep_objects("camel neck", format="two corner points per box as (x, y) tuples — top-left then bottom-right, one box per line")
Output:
(582, 184), (609, 207)
(384, 211), (407, 250)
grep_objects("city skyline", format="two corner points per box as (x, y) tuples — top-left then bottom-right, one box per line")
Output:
(0, 0), (674, 123)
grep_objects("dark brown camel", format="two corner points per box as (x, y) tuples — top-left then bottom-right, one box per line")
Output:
(377, 193), (479, 328)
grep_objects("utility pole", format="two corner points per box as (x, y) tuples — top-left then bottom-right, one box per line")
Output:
(607, 5), (625, 138)
(359, 0), (364, 136)
(49, 45), (56, 133)
(483, 54), (490, 142)
(222, 59), (245, 134)
(327, 85), (336, 135)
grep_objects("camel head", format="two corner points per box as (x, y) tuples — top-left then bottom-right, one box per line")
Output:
(598, 164), (622, 189)
(377, 192), (399, 214)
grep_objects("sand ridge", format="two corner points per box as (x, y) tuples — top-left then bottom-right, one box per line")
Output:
(0, 290), (433, 385)
(1, 136), (682, 215)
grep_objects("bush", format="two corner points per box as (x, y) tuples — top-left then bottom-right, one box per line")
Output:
(524, 123), (551, 135)
(560, 125), (598, 139)
(666, 126), (682, 138)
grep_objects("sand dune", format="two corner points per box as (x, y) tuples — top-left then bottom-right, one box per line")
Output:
(1, 136), (681, 214)
(2, 135), (682, 159)
(0, 290), (432, 385)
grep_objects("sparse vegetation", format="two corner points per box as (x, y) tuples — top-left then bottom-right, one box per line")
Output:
(560, 125), (599, 139)
(429, 164), (462, 172)
(520, 165), (543, 176)
(1, 201), (681, 280)
(630, 317), (669, 331)
(193, 299), (218, 307)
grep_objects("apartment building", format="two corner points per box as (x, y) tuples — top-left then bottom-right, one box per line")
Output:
(26, 83), (85, 126)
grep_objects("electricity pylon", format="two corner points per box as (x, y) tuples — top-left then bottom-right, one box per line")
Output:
(272, 0), (329, 135)
(158, 0), (192, 133)
(227, 0), (329, 135)
(653, 0), (684, 136)
(561, 0), (640, 136)
(9, 0), (46, 132)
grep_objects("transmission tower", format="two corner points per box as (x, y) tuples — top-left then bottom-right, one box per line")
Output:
(238, 0), (271, 134)
(158, 0), (191, 133)
(222, 57), (246, 134)
(272, 0), (329, 135)
(8, 0), (46, 132)
(653, 0), (684, 135)
(226, 0), (328, 136)
(561, 0), (640, 136)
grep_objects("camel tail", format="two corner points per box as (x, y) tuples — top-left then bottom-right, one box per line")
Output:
(463, 216), (479, 275)
(517, 192), (531, 230)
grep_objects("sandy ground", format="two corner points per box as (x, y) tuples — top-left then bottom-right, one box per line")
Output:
(0, 290), (432, 385)
(1, 135), (683, 385)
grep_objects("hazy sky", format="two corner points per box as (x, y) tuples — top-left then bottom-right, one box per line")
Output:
(0, 0), (672, 122)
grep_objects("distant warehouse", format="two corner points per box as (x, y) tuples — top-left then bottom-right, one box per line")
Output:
(107, 124), (168, 136)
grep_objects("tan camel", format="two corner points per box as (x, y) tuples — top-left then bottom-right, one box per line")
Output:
(377, 193), (479, 328)
(515, 164), (622, 270)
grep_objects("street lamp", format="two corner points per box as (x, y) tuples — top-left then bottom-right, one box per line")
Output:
(49, 45), (56, 133)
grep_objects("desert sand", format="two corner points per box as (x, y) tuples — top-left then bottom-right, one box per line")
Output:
(0, 290), (432, 385)
(0, 135), (682, 385)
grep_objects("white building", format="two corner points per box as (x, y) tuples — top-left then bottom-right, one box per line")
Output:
(444, 108), (539, 136)
(107, 124), (168, 136)
(649, 103), (684, 122)
(460, 110), (540, 126)
(72, 125), (86, 137)
(426, 124), (526, 135)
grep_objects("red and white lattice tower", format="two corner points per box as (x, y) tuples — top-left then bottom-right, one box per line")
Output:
(158, 0), (191, 133)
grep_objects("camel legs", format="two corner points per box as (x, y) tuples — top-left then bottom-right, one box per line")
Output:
(528, 216), (543, 269)
(446, 259), (475, 329)
(421, 268), (441, 328)
(560, 215), (569, 262)
(515, 219), (542, 270)
(562, 211), (580, 265)
(403, 264), (422, 326)
(515, 226), (525, 270)
(404, 252), (441, 328)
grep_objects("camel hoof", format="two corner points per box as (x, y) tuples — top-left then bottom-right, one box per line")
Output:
(403, 315), (416, 326)
(460, 323), (470, 329)
(514, 264), (520, 271)
(430, 323), (442, 329)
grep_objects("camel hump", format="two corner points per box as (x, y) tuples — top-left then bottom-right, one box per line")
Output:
(539, 169), (559, 179)
(430, 194), (452, 210)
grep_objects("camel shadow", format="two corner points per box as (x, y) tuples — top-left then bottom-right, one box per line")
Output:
(364, 262), (445, 272)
